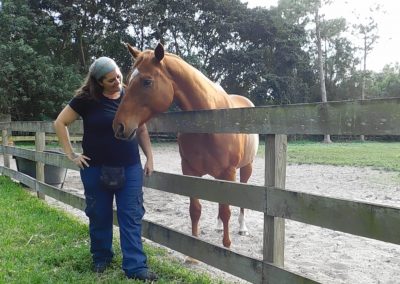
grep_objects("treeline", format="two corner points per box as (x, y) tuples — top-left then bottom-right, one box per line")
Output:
(0, 0), (399, 121)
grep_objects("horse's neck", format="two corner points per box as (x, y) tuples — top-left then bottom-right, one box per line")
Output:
(165, 56), (229, 111)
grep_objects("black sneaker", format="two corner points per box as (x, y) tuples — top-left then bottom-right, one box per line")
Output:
(128, 270), (158, 282)
(92, 261), (111, 273)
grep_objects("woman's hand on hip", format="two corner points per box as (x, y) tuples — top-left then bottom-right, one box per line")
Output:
(68, 152), (90, 169)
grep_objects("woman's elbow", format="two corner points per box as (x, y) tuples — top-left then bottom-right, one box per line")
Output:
(53, 116), (69, 131)
(54, 118), (63, 127)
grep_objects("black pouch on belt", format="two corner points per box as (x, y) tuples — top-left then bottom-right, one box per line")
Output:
(100, 166), (125, 191)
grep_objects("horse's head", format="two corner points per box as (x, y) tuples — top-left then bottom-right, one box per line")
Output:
(113, 43), (174, 140)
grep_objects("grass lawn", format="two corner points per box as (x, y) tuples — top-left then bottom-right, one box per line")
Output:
(0, 176), (223, 284)
(256, 140), (400, 172)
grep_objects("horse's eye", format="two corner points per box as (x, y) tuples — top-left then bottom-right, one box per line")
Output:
(143, 79), (153, 87)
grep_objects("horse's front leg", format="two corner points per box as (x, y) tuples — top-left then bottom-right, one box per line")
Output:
(218, 203), (232, 248)
(181, 159), (202, 239)
(190, 197), (201, 237)
(181, 159), (203, 264)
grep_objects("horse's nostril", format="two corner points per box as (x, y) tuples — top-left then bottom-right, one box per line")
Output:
(115, 123), (125, 139)
(118, 123), (124, 135)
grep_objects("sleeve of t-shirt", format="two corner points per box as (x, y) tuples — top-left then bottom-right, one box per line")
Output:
(68, 97), (86, 117)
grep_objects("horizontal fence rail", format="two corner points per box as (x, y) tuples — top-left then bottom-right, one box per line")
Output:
(0, 145), (78, 170)
(0, 135), (82, 143)
(1, 98), (400, 135)
(148, 98), (400, 135)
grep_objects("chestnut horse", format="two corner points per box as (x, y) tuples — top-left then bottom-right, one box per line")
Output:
(113, 43), (259, 248)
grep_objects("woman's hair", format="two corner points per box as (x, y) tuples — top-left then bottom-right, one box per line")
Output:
(74, 74), (104, 100)
(75, 56), (123, 100)
(74, 67), (123, 100)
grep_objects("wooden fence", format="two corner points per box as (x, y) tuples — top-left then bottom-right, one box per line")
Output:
(1, 98), (400, 283)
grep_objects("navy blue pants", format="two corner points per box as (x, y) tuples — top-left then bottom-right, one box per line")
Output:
(80, 163), (148, 277)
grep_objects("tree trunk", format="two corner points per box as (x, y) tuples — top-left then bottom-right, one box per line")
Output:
(315, 7), (332, 143)
(360, 35), (367, 142)
(79, 34), (86, 68)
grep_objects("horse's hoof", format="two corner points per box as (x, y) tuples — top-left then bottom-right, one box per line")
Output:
(184, 256), (199, 265)
(239, 230), (249, 236)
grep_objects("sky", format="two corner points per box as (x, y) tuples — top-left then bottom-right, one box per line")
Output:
(241, 0), (400, 72)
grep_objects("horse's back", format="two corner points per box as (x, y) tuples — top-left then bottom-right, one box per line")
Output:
(229, 94), (255, 108)
(228, 95), (259, 168)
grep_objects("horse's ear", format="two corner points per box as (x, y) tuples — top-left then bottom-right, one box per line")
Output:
(126, 43), (140, 59)
(154, 43), (164, 62)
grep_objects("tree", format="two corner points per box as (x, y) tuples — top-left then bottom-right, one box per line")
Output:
(321, 19), (359, 101)
(212, 5), (313, 106)
(282, 0), (367, 142)
(0, 0), (82, 120)
(353, 4), (380, 141)
(1, 0), (331, 120)
(367, 64), (400, 98)
(313, 0), (332, 143)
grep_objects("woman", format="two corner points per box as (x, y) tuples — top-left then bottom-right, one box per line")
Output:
(54, 57), (158, 281)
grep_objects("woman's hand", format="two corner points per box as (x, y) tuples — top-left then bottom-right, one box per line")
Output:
(143, 158), (154, 176)
(136, 124), (154, 177)
(68, 152), (90, 169)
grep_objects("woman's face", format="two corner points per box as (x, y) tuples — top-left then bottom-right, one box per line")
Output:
(100, 68), (122, 94)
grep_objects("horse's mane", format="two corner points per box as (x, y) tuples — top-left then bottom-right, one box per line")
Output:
(165, 52), (182, 60)
(163, 52), (226, 94)
(126, 49), (226, 97)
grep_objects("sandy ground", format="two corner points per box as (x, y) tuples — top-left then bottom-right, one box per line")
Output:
(4, 142), (400, 283)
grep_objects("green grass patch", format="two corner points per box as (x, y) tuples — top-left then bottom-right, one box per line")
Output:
(255, 140), (400, 172)
(14, 141), (61, 150)
(287, 141), (400, 171)
(0, 176), (225, 283)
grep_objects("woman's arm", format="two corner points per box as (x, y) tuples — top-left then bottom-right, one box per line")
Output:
(54, 105), (90, 168)
(136, 123), (154, 176)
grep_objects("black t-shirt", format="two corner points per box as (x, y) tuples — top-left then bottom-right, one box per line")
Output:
(69, 90), (140, 167)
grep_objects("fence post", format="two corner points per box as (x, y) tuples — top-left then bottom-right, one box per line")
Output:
(35, 131), (45, 199)
(263, 134), (287, 279)
(1, 114), (11, 168)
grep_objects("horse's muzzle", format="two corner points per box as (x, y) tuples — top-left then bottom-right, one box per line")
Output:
(114, 123), (137, 140)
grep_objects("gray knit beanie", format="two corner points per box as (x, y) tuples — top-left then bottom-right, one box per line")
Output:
(89, 57), (118, 80)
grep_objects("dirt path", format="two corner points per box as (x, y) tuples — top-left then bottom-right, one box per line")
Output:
(5, 142), (400, 283)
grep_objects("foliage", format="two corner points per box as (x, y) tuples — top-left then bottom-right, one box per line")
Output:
(0, 0), (82, 120)
(0, 176), (223, 283)
(0, 0), (399, 121)
(366, 64), (400, 98)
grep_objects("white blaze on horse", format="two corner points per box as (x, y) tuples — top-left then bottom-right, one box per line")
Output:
(113, 43), (259, 248)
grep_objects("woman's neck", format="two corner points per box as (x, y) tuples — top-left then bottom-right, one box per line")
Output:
(103, 91), (120, 99)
